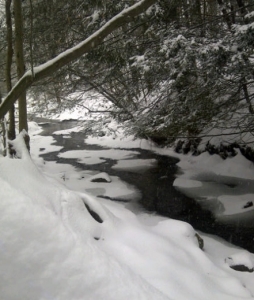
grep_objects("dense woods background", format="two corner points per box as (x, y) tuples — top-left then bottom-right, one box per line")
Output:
(1, 0), (254, 154)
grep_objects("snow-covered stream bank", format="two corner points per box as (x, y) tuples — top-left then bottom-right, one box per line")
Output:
(1, 119), (254, 299)
(35, 119), (254, 253)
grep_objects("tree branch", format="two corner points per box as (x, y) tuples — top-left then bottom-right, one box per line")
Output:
(0, 0), (157, 119)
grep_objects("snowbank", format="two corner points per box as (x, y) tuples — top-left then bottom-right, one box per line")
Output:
(1, 131), (254, 299)
(0, 138), (168, 300)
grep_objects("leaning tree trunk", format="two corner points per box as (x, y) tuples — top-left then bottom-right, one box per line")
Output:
(13, 0), (29, 150)
(6, 0), (15, 141)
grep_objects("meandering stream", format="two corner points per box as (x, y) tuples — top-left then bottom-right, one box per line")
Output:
(35, 119), (254, 252)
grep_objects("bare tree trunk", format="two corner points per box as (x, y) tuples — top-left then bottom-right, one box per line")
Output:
(13, 0), (28, 135)
(207, 0), (218, 29)
(181, 0), (190, 26)
(236, 0), (248, 23)
(217, 0), (232, 29)
(230, 2), (236, 25)
(6, 0), (16, 141)
(0, 90), (7, 156)
(13, 0), (30, 151)
(242, 81), (254, 114)
(29, 0), (34, 77)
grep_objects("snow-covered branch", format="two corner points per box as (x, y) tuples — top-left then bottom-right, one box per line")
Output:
(0, 0), (157, 119)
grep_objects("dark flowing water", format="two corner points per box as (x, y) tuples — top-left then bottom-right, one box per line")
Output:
(35, 119), (254, 252)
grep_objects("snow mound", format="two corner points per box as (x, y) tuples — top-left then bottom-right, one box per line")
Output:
(0, 139), (168, 300)
(226, 251), (254, 272)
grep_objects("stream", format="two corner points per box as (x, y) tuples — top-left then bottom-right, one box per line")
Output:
(35, 119), (254, 253)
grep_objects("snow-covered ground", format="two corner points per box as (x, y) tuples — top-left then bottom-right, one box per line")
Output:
(1, 116), (254, 300)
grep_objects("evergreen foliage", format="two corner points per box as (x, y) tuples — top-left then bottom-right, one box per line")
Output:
(1, 0), (254, 149)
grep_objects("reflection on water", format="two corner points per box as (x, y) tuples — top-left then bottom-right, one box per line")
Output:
(35, 118), (254, 252)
